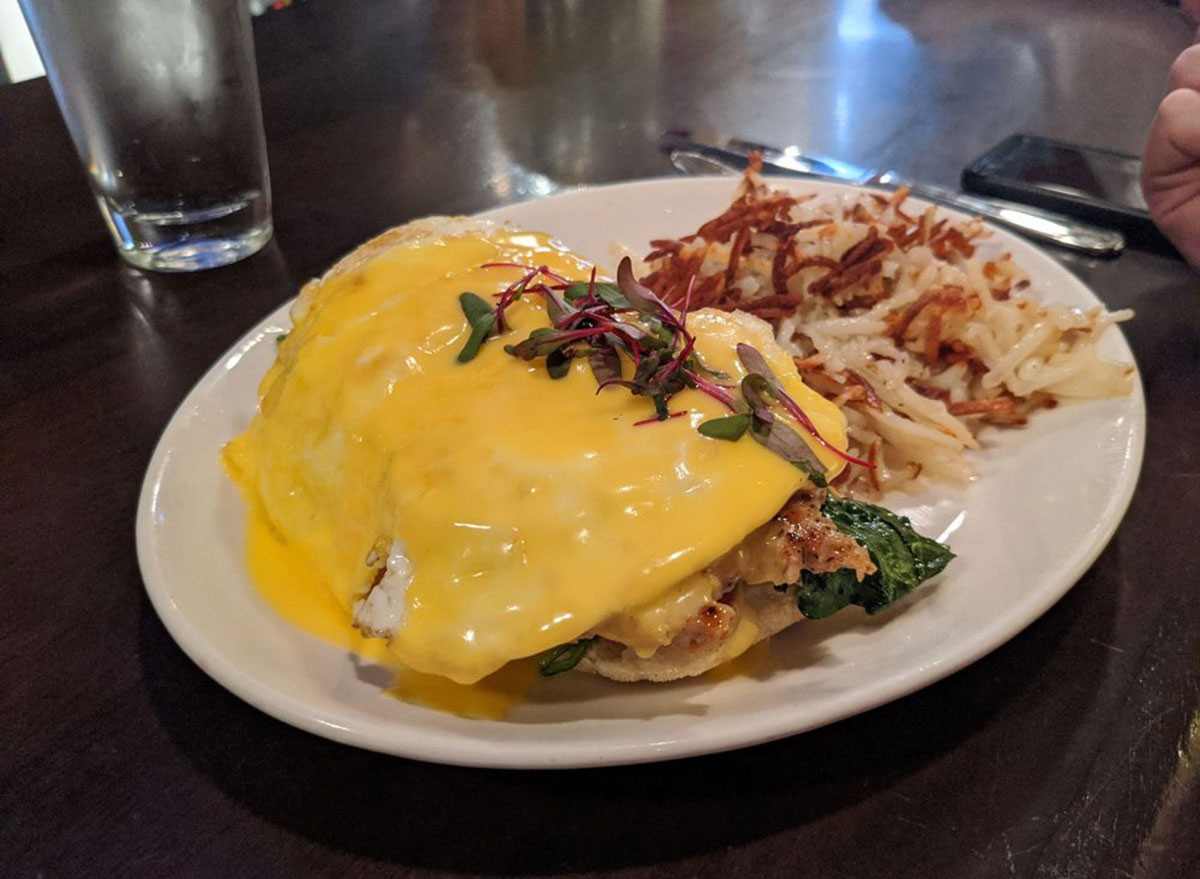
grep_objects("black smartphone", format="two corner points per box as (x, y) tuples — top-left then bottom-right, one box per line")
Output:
(962, 134), (1164, 244)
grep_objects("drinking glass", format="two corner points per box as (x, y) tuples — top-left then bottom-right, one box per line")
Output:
(18, 0), (272, 272)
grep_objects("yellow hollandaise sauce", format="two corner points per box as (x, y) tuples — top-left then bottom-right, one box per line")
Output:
(224, 223), (848, 689)
(244, 496), (536, 717)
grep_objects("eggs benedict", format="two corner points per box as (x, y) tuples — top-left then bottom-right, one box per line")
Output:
(224, 217), (951, 689)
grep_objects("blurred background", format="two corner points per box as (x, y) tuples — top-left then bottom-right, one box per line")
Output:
(0, 0), (298, 83)
(4, 0), (1191, 284)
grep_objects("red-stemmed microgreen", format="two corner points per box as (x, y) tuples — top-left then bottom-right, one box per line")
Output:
(686, 371), (740, 411)
(634, 410), (687, 427)
(739, 373), (829, 486)
(735, 343), (874, 469)
(456, 256), (872, 484)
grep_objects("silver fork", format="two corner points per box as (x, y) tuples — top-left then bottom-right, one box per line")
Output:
(662, 134), (1125, 257)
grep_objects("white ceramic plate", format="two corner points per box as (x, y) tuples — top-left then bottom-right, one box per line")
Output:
(136, 177), (1144, 769)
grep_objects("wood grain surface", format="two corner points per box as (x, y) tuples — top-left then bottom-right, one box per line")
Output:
(2, 2), (1198, 877)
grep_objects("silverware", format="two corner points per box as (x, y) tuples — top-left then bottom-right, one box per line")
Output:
(661, 134), (1125, 257)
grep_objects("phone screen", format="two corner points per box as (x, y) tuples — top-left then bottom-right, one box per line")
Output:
(988, 138), (1147, 211)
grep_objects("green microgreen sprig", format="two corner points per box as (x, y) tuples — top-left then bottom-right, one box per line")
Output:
(454, 256), (872, 477)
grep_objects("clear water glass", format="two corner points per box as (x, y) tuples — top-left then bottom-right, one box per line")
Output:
(19, 0), (272, 272)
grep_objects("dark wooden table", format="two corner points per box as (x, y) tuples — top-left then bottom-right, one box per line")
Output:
(4, 1), (1199, 877)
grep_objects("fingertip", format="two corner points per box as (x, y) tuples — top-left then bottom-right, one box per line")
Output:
(1142, 88), (1200, 187)
(1157, 87), (1200, 132)
(1168, 44), (1200, 92)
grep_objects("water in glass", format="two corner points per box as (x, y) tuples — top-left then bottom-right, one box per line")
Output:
(19, 0), (272, 271)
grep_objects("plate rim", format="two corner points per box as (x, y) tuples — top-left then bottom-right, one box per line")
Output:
(136, 174), (1146, 769)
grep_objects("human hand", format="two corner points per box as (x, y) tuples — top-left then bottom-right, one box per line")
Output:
(1142, 42), (1200, 265)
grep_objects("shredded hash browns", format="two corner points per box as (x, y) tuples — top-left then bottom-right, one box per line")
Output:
(640, 156), (1135, 494)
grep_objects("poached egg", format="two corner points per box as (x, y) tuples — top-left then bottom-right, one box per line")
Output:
(224, 220), (848, 686)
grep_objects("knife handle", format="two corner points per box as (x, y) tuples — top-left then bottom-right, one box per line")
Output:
(897, 180), (1125, 257)
(663, 140), (1127, 258)
(667, 144), (747, 176)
